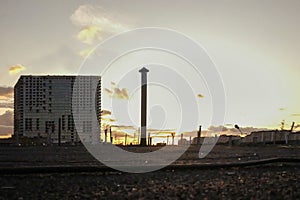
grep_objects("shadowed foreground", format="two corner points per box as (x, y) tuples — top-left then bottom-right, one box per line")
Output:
(0, 164), (299, 199)
(0, 145), (299, 199)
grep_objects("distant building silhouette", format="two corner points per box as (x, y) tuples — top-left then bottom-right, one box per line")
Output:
(14, 75), (101, 144)
(243, 130), (300, 144)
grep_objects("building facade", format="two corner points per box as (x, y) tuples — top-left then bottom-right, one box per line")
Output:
(14, 75), (101, 144)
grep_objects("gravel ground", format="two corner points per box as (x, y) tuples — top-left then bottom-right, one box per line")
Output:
(0, 145), (299, 199)
(0, 164), (299, 199)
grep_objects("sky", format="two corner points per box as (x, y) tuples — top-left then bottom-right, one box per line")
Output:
(1, 0), (300, 138)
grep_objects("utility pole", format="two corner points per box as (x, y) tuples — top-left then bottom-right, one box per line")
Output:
(197, 125), (202, 145)
(171, 132), (175, 145)
(125, 133), (128, 146)
(104, 128), (108, 143)
(110, 126), (113, 143)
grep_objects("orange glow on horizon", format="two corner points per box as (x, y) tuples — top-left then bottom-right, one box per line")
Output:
(0, 134), (12, 139)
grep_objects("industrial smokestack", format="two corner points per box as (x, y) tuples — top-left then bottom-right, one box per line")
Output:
(139, 67), (149, 146)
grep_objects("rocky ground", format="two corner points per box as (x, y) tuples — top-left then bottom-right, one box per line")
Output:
(0, 163), (299, 199)
(0, 145), (299, 199)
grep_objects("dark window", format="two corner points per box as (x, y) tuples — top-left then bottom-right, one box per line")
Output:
(68, 115), (74, 131)
(62, 115), (65, 130)
(83, 121), (92, 133)
(36, 119), (40, 130)
(25, 118), (32, 131)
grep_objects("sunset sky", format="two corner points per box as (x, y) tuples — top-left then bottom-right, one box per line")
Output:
(1, 0), (300, 137)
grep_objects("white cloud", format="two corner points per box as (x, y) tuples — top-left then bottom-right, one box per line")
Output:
(71, 4), (129, 46)
(0, 102), (13, 109)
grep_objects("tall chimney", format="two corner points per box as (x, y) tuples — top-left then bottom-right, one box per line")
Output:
(139, 67), (149, 146)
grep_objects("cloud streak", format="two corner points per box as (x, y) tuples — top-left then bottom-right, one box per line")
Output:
(9, 64), (26, 75)
(291, 113), (300, 117)
(105, 82), (129, 100)
(0, 102), (13, 109)
(197, 93), (204, 98)
(101, 110), (111, 116)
